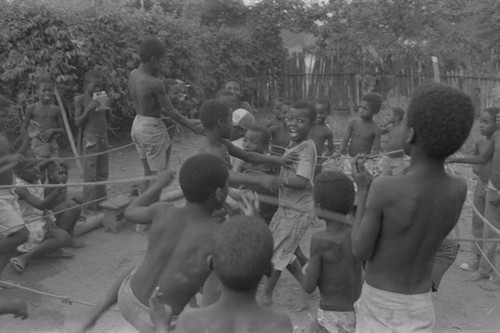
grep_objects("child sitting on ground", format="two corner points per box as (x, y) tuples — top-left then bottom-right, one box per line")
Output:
(76, 154), (230, 332)
(269, 101), (291, 157)
(303, 170), (361, 333)
(262, 100), (318, 308)
(380, 107), (407, 176)
(74, 70), (112, 214)
(0, 96), (29, 284)
(10, 159), (81, 273)
(233, 125), (278, 223)
(22, 77), (64, 181)
(336, 93), (382, 177)
(169, 215), (293, 333)
(352, 83), (474, 332)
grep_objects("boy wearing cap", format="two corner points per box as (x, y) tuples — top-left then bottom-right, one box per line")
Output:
(230, 108), (255, 168)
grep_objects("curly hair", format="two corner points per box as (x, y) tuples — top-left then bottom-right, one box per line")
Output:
(138, 38), (166, 63)
(292, 100), (317, 124)
(199, 99), (231, 131)
(362, 93), (382, 114)
(407, 83), (474, 160)
(313, 171), (355, 215)
(179, 154), (228, 204)
(212, 215), (273, 291)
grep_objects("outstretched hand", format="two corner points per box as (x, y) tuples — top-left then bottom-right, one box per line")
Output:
(149, 287), (172, 333)
(238, 191), (260, 216)
(351, 154), (373, 189)
(154, 169), (176, 189)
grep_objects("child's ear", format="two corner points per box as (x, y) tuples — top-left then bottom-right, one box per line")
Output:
(206, 255), (214, 271)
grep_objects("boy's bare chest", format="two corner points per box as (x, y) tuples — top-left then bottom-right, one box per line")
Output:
(352, 122), (376, 139)
(34, 107), (58, 121)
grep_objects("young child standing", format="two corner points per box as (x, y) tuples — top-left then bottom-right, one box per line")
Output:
(76, 154), (229, 332)
(129, 38), (203, 192)
(352, 83), (474, 332)
(0, 96), (29, 282)
(173, 215), (293, 333)
(336, 93), (382, 177)
(74, 70), (111, 213)
(262, 100), (318, 307)
(310, 98), (334, 157)
(22, 77), (64, 180)
(269, 101), (291, 157)
(380, 107), (406, 176)
(303, 170), (361, 333)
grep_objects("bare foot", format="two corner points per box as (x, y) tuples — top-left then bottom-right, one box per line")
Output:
(69, 239), (85, 248)
(470, 271), (489, 282)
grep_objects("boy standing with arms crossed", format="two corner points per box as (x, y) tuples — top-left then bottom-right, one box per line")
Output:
(352, 83), (474, 332)
(74, 70), (111, 213)
(129, 38), (203, 191)
(303, 170), (361, 333)
(262, 100), (317, 307)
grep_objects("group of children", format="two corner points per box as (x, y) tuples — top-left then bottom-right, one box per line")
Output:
(0, 35), (485, 333)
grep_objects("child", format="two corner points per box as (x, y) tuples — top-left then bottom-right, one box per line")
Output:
(223, 79), (253, 113)
(380, 107), (406, 176)
(262, 100), (318, 307)
(10, 159), (77, 273)
(173, 215), (293, 333)
(22, 76), (64, 180)
(266, 97), (286, 129)
(74, 70), (111, 213)
(303, 170), (361, 333)
(269, 101), (291, 157)
(352, 83), (474, 332)
(129, 38), (203, 191)
(234, 125), (278, 223)
(199, 99), (295, 195)
(310, 98), (334, 157)
(230, 108), (255, 143)
(451, 107), (498, 271)
(336, 93), (382, 177)
(0, 96), (29, 282)
(448, 108), (500, 290)
(76, 155), (228, 332)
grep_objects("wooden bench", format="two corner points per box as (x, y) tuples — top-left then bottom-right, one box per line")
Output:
(99, 195), (134, 233)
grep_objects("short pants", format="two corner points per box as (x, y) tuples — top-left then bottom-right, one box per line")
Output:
(317, 308), (355, 333)
(0, 189), (25, 236)
(131, 115), (172, 172)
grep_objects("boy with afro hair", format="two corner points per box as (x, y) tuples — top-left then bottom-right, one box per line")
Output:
(352, 83), (474, 332)
(303, 170), (362, 333)
(173, 215), (293, 333)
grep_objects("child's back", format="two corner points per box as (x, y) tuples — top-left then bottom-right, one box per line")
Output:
(353, 83), (474, 332)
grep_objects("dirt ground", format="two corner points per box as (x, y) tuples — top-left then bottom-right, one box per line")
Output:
(0, 125), (499, 332)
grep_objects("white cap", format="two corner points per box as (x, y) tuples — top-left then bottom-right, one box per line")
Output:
(232, 108), (255, 131)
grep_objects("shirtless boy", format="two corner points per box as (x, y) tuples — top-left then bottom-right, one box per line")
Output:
(303, 171), (361, 333)
(22, 77), (64, 180)
(173, 215), (293, 333)
(0, 96), (29, 282)
(310, 99), (334, 157)
(380, 107), (406, 176)
(266, 97), (286, 129)
(74, 70), (111, 212)
(76, 154), (229, 332)
(352, 83), (474, 332)
(129, 38), (203, 191)
(269, 101), (291, 157)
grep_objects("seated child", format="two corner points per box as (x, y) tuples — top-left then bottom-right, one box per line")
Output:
(21, 77), (64, 181)
(352, 83), (474, 332)
(262, 101), (318, 307)
(10, 159), (77, 273)
(0, 97), (29, 282)
(303, 170), (361, 333)
(173, 215), (293, 333)
(76, 154), (229, 333)
(380, 107), (407, 176)
(269, 101), (291, 157)
(336, 93), (382, 177)
(234, 125), (278, 223)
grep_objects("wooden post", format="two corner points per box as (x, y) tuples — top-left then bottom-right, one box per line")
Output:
(431, 56), (440, 83)
(54, 88), (83, 174)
